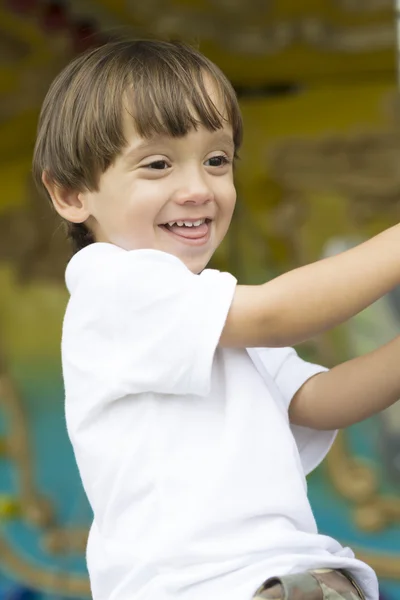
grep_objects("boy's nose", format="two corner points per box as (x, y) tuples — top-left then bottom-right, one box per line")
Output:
(173, 174), (214, 206)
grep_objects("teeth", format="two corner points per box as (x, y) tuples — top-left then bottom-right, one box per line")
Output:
(167, 218), (206, 227)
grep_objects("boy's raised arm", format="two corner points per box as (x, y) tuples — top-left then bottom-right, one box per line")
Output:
(220, 224), (400, 348)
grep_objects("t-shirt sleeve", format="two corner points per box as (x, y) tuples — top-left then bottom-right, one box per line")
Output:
(249, 347), (337, 475)
(64, 246), (237, 399)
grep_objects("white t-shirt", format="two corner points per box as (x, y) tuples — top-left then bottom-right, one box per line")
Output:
(63, 243), (378, 600)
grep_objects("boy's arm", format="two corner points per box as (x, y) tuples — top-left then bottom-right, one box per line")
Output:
(220, 224), (400, 348)
(288, 334), (400, 430)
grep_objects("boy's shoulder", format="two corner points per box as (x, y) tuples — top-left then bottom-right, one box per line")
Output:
(65, 242), (122, 290)
(65, 244), (188, 294)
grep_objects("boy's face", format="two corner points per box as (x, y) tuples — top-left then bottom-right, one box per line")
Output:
(78, 86), (236, 274)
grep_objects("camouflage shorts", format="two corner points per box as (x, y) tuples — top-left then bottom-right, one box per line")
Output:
(252, 569), (364, 600)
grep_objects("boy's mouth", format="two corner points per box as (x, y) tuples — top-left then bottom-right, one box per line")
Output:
(159, 218), (211, 242)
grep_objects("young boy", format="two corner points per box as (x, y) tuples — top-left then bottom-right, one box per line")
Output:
(33, 39), (400, 600)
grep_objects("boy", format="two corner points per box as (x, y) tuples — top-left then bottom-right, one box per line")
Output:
(33, 39), (400, 600)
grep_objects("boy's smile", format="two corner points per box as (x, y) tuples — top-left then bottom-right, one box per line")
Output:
(159, 218), (212, 244)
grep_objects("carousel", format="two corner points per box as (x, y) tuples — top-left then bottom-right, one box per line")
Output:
(0, 1), (399, 598)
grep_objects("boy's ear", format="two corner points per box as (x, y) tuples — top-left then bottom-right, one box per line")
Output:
(42, 171), (90, 224)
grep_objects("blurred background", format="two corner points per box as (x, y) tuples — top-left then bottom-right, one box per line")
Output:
(1, 0), (400, 598)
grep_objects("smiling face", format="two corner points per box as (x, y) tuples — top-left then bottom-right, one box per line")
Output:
(35, 40), (243, 268)
(82, 109), (236, 273)
(69, 71), (238, 273)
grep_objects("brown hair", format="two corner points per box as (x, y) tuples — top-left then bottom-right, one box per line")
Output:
(32, 39), (243, 253)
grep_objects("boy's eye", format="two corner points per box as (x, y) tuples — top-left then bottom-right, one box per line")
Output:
(205, 155), (231, 167)
(146, 160), (169, 170)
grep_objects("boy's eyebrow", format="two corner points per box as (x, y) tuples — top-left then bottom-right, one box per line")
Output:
(122, 139), (168, 161)
(122, 130), (235, 161)
(211, 131), (235, 150)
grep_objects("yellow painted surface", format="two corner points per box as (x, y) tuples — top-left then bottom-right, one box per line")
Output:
(92, 0), (396, 84)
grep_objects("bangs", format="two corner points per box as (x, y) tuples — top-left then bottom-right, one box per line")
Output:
(124, 56), (242, 151)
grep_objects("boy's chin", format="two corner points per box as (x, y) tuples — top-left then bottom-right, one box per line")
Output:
(181, 253), (212, 275)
